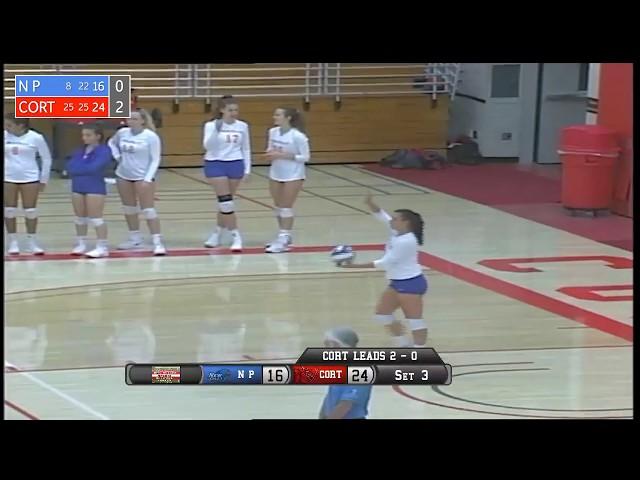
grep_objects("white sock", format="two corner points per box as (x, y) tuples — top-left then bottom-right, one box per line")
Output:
(152, 234), (163, 245)
(230, 229), (240, 237)
(216, 225), (225, 235)
(8, 233), (17, 242)
(76, 236), (87, 244)
(129, 230), (142, 241)
(279, 229), (291, 237)
(26, 234), (36, 240)
(97, 239), (109, 248)
(414, 343), (427, 348)
(391, 335), (412, 348)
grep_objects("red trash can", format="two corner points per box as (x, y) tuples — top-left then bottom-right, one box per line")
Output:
(558, 125), (620, 212)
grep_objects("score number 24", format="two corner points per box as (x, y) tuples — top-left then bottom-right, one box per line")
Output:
(63, 102), (105, 113)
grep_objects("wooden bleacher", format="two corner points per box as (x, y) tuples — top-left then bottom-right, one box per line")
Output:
(4, 64), (450, 168)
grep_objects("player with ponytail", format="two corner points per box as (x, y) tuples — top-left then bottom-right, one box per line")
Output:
(264, 107), (310, 253)
(339, 193), (429, 348)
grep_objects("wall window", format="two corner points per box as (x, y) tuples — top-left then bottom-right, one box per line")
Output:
(578, 63), (590, 91)
(491, 64), (521, 98)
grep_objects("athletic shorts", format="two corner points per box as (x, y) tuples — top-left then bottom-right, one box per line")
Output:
(204, 160), (245, 179)
(117, 177), (155, 183)
(71, 177), (107, 195)
(390, 274), (428, 295)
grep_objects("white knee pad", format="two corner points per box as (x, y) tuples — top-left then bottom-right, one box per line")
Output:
(74, 216), (89, 226)
(24, 208), (38, 219)
(374, 314), (395, 326)
(4, 207), (18, 219)
(408, 318), (428, 331)
(142, 208), (158, 220)
(219, 200), (235, 214)
(278, 208), (294, 218)
(122, 205), (140, 215)
(89, 218), (105, 227)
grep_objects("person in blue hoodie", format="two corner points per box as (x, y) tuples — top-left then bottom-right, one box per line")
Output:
(66, 124), (113, 258)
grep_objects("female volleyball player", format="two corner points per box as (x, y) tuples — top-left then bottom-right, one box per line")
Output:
(66, 125), (113, 258)
(108, 109), (166, 256)
(4, 115), (52, 255)
(338, 193), (429, 348)
(319, 327), (372, 420)
(202, 96), (252, 252)
(264, 107), (310, 253)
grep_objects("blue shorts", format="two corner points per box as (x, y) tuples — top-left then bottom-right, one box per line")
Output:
(204, 160), (245, 179)
(71, 176), (107, 195)
(390, 274), (428, 295)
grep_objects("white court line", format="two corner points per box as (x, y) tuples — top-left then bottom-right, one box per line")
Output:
(5, 361), (110, 420)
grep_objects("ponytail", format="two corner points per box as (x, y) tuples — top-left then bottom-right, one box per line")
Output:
(136, 108), (156, 132)
(82, 124), (105, 143)
(395, 209), (425, 245)
(280, 107), (306, 134)
(4, 114), (30, 132)
(214, 95), (237, 120)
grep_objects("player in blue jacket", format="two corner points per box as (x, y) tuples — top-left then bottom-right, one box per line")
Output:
(66, 124), (113, 258)
(319, 327), (372, 420)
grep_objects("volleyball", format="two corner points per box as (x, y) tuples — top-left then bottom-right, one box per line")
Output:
(330, 245), (355, 265)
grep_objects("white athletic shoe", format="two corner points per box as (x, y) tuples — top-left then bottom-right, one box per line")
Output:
(265, 234), (280, 248)
(153, 243), (167, 256)
(26, 238), (44, 255)
(118, 238), (144, 250)
(71, 243), (87, 255)
(204, 232), (220, 248)
(7, 240), (20, 255)
(265, 235), (292, 253)
(86, 246), (109, 258)
(230, 234), (243, 252)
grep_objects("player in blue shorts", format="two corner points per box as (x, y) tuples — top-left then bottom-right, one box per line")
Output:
(202, 96), (252, 252)
(338, 193), (429, 348)
(319, 327), (372, 420)
(66, 125), (113, 258)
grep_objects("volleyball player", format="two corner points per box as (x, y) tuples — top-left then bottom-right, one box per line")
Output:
(264, 107), (310, 253)
(4, 115), (52, 255)
(319, 327), (372, 420)
(108, 109), (166, 255)
(202, 96), (252, 252)
(66, 125), (113, 258)
(338, 193), (429, 348)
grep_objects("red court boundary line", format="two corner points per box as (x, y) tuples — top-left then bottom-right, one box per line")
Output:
(3, 244), (384, 262)
(4, 400), (40, 420)
(5, 243), (632, 341)
(419, 252), (633, 342)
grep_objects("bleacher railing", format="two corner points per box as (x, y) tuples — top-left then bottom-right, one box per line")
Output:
(4, 64), (460, 102)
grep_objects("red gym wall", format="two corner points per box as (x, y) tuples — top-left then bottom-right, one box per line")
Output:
(597, 63), (633, 217)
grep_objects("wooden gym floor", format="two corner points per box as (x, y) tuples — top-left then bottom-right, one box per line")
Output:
(4, 165), (633, 419)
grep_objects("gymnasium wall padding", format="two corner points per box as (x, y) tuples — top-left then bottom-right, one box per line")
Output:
(598, 63), (633, 217)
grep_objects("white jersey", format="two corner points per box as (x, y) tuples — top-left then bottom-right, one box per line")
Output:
(203, 119), (252, 174)
(108, 128), (161, 182)
(4, 130), (52, 183)
(267, 127), (310, 181)
(372, 210), (423, 280)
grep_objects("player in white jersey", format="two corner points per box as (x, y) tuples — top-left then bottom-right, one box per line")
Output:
(202, 96), (251, 252)
(4, 115), (52, 255)
(264, 107), (310, 253)
(108, 109), (166, 256)
(339, 193), (429, 348)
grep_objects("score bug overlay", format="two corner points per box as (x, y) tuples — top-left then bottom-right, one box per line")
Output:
(14, 75), (131, 119)
(125, 348), (453, 386)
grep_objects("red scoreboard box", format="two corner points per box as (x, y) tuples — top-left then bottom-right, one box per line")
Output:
(292, 365), (347, 384)
(16, 97), (109, 118)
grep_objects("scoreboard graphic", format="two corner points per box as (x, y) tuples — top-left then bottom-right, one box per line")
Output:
(14, 75), (131, 119)
(125, 348), (453, 386)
